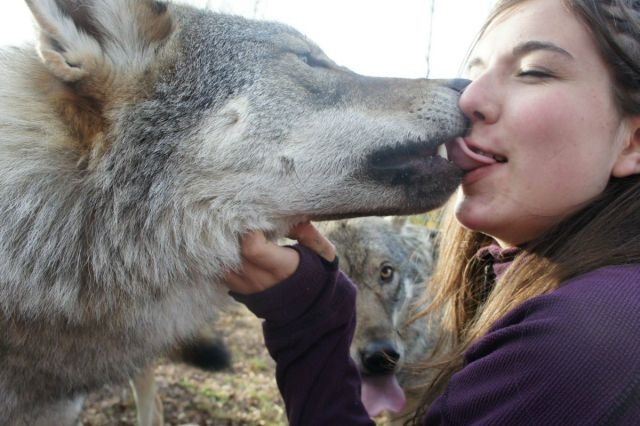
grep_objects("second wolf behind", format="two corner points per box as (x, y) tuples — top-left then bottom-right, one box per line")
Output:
(323, 217), (442, 423)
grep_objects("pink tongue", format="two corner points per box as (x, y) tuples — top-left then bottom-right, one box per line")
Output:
(446, 137), (497, 172)
(361, 375), (406, 417)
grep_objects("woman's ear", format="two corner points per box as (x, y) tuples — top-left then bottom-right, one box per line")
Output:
(613, 117), (640, 177)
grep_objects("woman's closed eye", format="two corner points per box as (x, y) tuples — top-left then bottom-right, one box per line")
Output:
(516, 68), (555, 79)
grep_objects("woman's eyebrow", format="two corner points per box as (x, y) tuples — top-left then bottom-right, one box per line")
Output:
(512, 40), (574, 59)
(466, 40), (574, 73)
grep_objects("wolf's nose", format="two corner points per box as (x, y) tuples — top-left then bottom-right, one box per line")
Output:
(361, 340), (400, 375)
(445, 78), (471, 93)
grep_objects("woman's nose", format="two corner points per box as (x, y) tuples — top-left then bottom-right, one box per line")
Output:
(458, 77), (499, 124)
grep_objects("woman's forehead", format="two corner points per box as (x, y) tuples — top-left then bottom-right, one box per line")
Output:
(468, 0), (593, 67)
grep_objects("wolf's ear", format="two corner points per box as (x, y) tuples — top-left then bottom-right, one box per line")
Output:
(24, 0), (173, 82)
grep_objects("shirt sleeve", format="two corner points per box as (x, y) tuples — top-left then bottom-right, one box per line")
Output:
(230, 244), (375, 426)
(424, 266), (640, 426)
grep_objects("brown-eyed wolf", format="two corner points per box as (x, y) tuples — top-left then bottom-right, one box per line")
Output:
(323, 217), (441, 422)
(0, 0), (466, 423)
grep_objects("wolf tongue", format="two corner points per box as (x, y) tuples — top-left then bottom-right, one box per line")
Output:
(361, 374), (406, 417)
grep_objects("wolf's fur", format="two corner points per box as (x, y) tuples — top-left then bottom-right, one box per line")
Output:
(323, 217), (441, 422)
(0, 1), (465, 423)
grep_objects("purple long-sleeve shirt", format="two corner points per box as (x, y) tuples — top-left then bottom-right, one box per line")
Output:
(231, 245), (640, 425)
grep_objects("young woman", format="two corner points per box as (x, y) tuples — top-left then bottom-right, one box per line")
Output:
(225, 0), (640, 424)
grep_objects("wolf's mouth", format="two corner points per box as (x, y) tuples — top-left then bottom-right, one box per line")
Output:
(308, 138), (463, 221)
(361, 374), (406, 417)
(365, 139), (458, 186)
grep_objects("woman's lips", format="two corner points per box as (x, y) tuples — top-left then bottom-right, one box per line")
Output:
(446, 137), (505, 172)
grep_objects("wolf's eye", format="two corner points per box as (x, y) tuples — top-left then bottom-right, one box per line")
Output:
(297, 52), (329, 69)
(380, 264), (395, 283)
(298, 53), (312, 64)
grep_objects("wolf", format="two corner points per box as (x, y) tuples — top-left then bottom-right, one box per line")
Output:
(0, 0), (467, 423)
(323, 217), (441, 422)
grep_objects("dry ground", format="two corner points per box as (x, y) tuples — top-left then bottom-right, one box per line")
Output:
(80, 303), (286, 426)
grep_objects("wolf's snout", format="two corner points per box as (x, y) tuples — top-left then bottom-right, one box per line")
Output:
(361, 340), (400, 375)
(365, 140), (455, 187)
(368, 142), (437, 176)
(445, 78), (472, 93)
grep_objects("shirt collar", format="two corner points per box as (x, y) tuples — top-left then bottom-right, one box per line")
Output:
(475, 242), (521, 279)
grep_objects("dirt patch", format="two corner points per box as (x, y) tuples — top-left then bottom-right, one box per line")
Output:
(80, 303), (285, 426)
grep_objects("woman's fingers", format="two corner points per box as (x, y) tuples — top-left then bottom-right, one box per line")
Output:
(225, 261), (288, 294)
(225, 230), (300, 295)
(224, 223), (334, 295)
(288, 222), (336, 262)
(239, 231), (299, 274)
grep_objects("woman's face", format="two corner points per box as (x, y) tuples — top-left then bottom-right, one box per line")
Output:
(448, 0), (636, 247)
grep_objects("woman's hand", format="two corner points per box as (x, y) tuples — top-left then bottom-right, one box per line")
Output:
(225, 222), (336, 295)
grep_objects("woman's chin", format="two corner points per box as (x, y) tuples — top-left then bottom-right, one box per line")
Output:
(454, 200), (494, 234)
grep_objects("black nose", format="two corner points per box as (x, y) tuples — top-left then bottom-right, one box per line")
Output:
(445, 78), (471, 93)
(361, 340), (400, 375)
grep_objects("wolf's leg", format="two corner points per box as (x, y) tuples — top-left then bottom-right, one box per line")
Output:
(130, 364), (164, 426)
(24, 396), (85, 426)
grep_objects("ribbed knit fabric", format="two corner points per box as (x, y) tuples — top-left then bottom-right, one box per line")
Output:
(231, 245), (640, 425)
(425, 265), (640, 425)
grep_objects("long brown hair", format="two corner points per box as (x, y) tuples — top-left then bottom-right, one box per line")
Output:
(411, 0), (640, 422)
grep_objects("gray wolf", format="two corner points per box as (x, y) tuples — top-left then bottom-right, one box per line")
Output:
(323, 217), (441, 422)
(0, 0), (466, 423)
